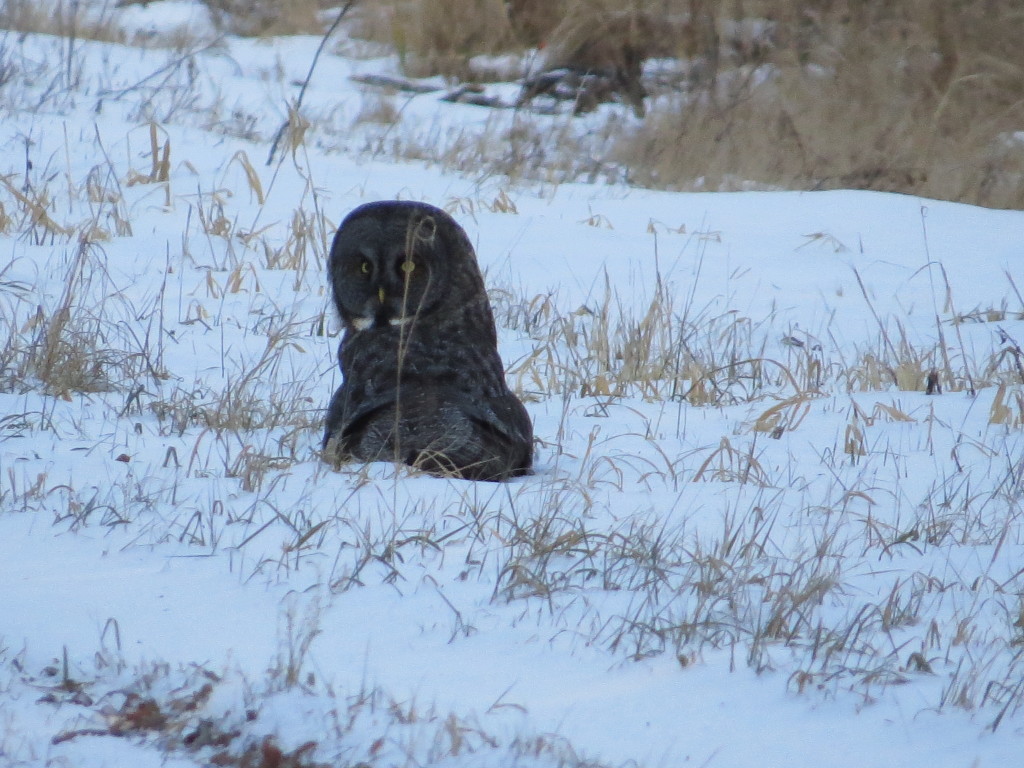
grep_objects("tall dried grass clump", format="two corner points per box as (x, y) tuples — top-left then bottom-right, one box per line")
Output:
(518, 0), (693, 117)
(350, 0), (518, 79)
(504, 0), (569, 47)
(615, 0), (1024, 208)
(357, 0), (697, 83)
(0, 0), (125, 42)
(0, 245), (165, 397)
(350, 0), (1023, 208)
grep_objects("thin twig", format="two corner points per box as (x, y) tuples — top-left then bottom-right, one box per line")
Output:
(267, 0), (358, 166)
(852, 266), (899, 362)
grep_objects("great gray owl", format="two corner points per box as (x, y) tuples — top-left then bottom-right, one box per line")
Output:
(323, 200), (533, 481)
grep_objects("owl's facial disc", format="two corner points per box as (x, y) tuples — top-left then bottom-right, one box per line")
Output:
(340, 220), (437, 333)
(347, 261), (424, 332)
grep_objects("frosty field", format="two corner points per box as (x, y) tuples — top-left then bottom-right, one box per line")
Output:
(1, 5), (1024, 767)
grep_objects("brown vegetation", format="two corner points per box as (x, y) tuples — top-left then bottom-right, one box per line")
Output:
(615, 0), (1024, 208)
(353, 0), (1024, 209)
(201, 0), (329, 36)
(349, 0), (517, 78)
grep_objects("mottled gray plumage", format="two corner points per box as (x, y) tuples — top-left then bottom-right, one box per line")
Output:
(323, 200), (533, 481)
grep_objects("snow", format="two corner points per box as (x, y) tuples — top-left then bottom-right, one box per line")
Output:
(2, 3), (1024, 767)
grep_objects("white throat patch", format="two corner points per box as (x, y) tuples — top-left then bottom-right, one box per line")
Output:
(350, 315), (413, 331)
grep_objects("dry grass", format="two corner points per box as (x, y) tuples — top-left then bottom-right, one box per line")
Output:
(0, 244), (168, 397)
(347, 0), (1024, 209)
(8, 0), (1021, 206)
(0, 0), (126, 43)
(199, 0), (329, 37)
(490, 264), (1023, 412)
(614, 0), (1024, 208)
(19, 653), (624, 768)
(0, 0), (210, 50)
(350, 0), (518, 80)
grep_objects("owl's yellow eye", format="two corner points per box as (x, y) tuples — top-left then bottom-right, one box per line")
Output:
(400, 260), (416, 275)
(360, 260), (371, 275)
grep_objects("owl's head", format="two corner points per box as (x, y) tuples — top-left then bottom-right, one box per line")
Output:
(329, 201), (476, 332)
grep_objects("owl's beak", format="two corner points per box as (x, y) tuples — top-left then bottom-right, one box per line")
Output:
(378, 287), (386, 304)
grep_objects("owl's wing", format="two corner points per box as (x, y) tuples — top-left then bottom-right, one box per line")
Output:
(453, 393), (533, 479)
(467, 393), (533, 444)
(323, 386), (396, 449)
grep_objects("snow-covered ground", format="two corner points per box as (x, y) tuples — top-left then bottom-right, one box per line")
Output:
(2, 4), (1023, 767)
